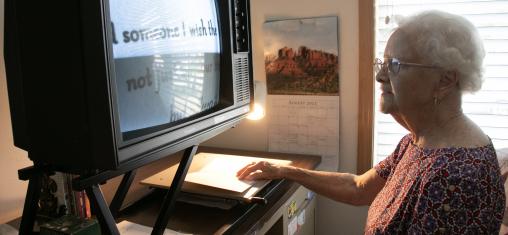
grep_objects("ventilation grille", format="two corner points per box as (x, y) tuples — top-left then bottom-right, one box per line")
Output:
(234, 57), (250, 103)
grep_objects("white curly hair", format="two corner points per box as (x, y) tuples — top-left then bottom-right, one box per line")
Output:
(396, 10), (485, 93)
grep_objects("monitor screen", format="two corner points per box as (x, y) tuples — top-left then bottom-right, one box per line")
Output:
(109, 0), (221, 141)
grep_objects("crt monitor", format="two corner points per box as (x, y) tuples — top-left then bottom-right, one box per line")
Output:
(4, 0), (253, 173)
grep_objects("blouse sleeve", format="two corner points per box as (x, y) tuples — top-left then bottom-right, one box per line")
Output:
(374, 134), (412, 180)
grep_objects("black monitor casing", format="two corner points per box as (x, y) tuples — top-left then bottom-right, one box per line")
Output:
(4, 0), (253, 174)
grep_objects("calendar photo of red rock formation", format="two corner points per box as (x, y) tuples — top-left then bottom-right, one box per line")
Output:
(263, 16), (339, 96)
(265, 46), (338, 95)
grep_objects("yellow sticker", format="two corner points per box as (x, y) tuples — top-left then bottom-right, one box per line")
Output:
(288, 200), (297, 218)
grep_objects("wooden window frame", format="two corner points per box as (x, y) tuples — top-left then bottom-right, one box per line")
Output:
(357, 0), (375, 174)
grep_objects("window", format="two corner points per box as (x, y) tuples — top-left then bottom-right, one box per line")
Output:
(372, 0), (508, 165)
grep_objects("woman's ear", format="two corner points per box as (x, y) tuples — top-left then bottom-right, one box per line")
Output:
(438, 70), (459, 95)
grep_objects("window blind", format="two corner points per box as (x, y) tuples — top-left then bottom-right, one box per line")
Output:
(374, 0), (508, 165)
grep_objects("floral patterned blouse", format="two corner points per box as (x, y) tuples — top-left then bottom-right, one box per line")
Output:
(365, 134), (505, 234)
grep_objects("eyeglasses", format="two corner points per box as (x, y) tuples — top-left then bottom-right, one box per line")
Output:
(374, 58), (441, 75)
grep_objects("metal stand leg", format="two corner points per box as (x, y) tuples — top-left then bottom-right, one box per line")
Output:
(110, 169), (137, 218)
(151, 145), (198, 235)
(18, 145), (199, 235)
(85, 184), (120, 235)
(18, 167), (43, 235)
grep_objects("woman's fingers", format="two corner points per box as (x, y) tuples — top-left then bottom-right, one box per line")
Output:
(237, 161), (269, 180)
(236, 161), (257, 177)
(243, 170), (269, 180)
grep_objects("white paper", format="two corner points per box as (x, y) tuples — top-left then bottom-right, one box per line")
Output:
(297, 209), (306, 226)
(117, 220), (191, 235)
(288, 217), (298, 235)
(0, 224), (18, 235)
(185, 170), (254, 193)
(268, 95), (339, 170)
(184, 153), (291, 192)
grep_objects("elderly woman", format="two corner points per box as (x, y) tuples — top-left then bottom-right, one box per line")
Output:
(237, 10), (505, 234)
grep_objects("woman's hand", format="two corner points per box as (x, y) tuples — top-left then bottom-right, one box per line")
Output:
(236, 161), (284, 180)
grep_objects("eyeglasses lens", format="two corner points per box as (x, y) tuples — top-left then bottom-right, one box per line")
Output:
(388, 58), (400, 74)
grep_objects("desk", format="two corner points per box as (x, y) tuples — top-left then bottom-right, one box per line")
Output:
(10, 147), (321, 234)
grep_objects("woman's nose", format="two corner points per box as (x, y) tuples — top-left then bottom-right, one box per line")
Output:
(375, 69), (389, 83)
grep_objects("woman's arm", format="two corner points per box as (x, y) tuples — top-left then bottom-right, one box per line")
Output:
(237, 162), (386, 206)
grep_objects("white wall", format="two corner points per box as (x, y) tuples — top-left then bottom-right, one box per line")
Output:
(203, 0), (369, 234)
(0, 0), (33, 224)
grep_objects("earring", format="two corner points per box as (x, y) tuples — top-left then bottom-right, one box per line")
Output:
(434, 97), (439, 106)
